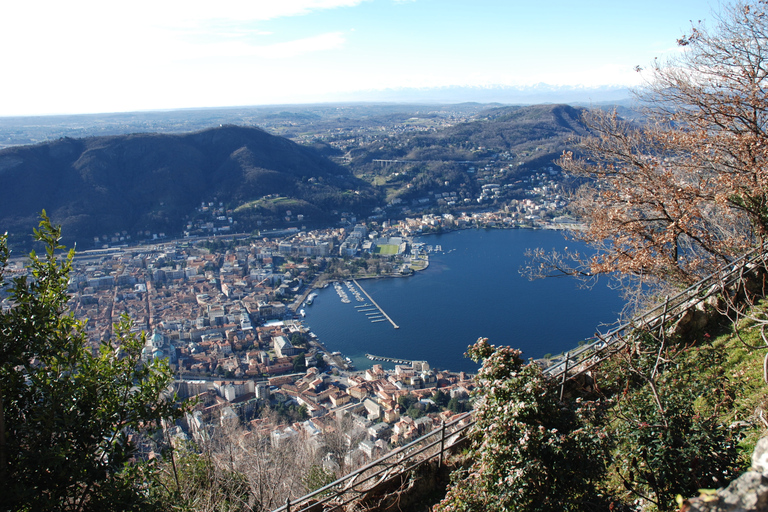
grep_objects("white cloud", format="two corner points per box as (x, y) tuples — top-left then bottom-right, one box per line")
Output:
(0, 1), (363, 53)
(1, 0), (369, 26)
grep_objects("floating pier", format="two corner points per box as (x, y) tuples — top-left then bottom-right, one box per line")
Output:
(352, 279), (399, 329)
(366, 353), (412, 364)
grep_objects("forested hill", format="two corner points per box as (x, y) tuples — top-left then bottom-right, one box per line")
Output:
(0, 104), (602, 250)
(0, 125), (380, 249)
(350, 104), (591, 168)
(346, 104), (593, 205)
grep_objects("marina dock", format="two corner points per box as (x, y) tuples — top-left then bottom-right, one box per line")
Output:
(365, 353), (413, 364)
(352, 279), (399, 329)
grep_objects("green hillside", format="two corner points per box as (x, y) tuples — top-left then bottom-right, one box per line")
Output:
(0, 125), (381, 249)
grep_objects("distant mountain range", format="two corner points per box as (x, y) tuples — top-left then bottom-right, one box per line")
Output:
(337, 84), (632, 106)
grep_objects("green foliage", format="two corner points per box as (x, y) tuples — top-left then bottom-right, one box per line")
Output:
(436, 338), (610, 512)
(0, 126), (382, 250)
(599, 334), (743, 510)
(439, 327), (751, 512)
(290, 332), (308, 348)
(151, 444), (251, 512)
(271, 401), (308, 423)
(398, 394), (418, 411)
(292, 353), (307, 373)
(447, 395), (468, 413)
(407, 405), (425, 419)
(0, 213), (181, 511)
(431, 389), (450, 408)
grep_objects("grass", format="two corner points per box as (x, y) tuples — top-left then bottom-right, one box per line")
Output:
(709, 308), (768, 458)
(375, 244), (399, 255)
(233, 196), (305, 213)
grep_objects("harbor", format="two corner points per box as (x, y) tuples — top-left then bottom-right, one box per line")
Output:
(297, 229), (625, 374)
(352, 279), (399, 329)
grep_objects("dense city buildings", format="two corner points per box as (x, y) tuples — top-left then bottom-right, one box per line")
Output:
(1, 163), (567, 469)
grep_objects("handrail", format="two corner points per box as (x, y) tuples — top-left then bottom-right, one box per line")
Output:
(542, 243), (768, 384)
(272, 412), (475, 512)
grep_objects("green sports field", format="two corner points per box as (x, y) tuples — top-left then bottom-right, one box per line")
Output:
(374, 244), (399, 255)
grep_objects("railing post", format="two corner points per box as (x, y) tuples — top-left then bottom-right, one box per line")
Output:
(559, 352), (570, 402)
(439, 420), (446, 467)
(285, 497), (291, 512)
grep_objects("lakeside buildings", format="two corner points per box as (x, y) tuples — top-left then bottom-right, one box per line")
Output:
(9, 222), (479, 467)
(2, 162), (567, 466)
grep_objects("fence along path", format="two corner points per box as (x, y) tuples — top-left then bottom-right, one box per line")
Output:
(542, 243), (767, 395)
(273, 413), (474, 512)
(271, 246), (767, 512)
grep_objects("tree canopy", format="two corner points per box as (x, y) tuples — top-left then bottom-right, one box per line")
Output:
(555, 0), (768, 293)
(452, 2), (762, 511)
(0, 213), (181, 511)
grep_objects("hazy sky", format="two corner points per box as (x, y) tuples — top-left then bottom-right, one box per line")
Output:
(0, 0), (718, 116)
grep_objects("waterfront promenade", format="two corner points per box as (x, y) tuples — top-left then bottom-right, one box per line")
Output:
(352, 279), (399, 329)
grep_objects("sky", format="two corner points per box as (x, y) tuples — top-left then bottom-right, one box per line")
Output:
(0, 0), (720, 117)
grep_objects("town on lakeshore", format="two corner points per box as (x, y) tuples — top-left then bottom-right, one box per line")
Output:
(1, 186), (572, 465)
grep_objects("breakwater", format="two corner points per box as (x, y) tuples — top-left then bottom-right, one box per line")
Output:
(352, 279), (399, 329)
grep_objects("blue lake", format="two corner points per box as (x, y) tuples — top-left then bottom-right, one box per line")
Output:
(302, 228), (625, 373)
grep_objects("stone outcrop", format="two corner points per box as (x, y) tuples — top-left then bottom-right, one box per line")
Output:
(684, 437), (768, 511)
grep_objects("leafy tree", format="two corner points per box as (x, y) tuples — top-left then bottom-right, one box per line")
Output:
(406, 405), (425, 420)
(290, 331), (308, 348)
(302, 465), (336, 494)
(436, 339), (610, 512)
(0, 213), (181, 511)
(551, 1), (768, 293)
(440, 327), (747, 512)
(447, 396), (468, 414)
(152, 443), (250, 512)
(431, 389), (449, 408)
(397, 393), (418, 411)
(292, 353), (307, 373)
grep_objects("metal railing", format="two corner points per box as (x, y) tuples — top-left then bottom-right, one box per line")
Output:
(542, 245), (768, 391)
(270, 245), (768, 512)
(273, 412), (475, 512)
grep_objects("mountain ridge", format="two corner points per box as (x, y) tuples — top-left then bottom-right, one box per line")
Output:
(0, 125), (379, 249)
(0, 103), (600, 249)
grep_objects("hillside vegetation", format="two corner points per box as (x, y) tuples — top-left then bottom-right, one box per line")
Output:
(347, 104), (590, 204)
(434, 291), (768, 512)
(0, 125), (380, 249)
(435, 2), (768, 511)
(0, 104), (596, 251)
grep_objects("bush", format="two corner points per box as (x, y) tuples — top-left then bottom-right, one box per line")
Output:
(435, 338), (610, 512)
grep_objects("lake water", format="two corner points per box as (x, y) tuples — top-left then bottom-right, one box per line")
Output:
(302, 228), (625, 373)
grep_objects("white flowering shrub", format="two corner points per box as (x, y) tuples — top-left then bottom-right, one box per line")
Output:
(435, 338), (610, 512)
